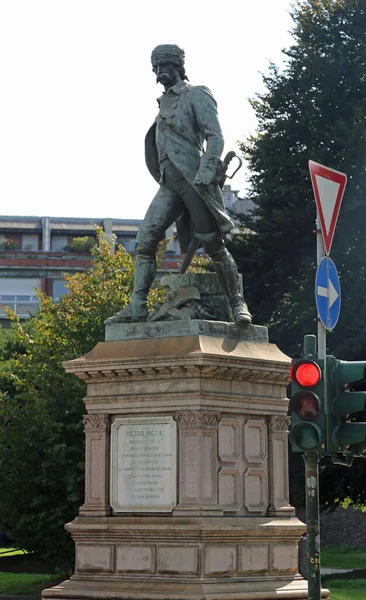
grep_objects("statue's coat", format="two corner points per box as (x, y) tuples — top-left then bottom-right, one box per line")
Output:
(145, 81), (234, 254)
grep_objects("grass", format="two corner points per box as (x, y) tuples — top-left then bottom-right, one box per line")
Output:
(323, 577), (366, 600)
(321, 545), (366, 569)
(0, 547), (68, 595)
(0, 572), (63, 595)
(0, 548), (27, 557)
(319, 546), (366, 600)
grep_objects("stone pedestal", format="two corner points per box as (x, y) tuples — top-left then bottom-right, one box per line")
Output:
(42, 321), (330, 599)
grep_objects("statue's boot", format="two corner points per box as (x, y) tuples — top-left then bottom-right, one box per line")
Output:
(104, 255), (156, 324)
(212, 248), (252, 325)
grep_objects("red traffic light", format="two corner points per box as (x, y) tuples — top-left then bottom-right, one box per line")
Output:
(290, 360), (321, 388)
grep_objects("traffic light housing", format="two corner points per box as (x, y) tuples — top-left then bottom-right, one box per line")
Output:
(289, 358), (325, 452)
(326, 357), (366, 457)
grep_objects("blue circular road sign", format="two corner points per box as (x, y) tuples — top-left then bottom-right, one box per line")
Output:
(315, 257), (341, 330)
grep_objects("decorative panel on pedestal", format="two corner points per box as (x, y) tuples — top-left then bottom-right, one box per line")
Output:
(218, 416), (268, 515)
(174, 411), (221, 515)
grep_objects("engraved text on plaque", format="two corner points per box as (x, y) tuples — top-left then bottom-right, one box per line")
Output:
(110, 416), (176, 512)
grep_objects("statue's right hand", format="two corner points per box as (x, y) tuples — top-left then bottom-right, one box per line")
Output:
(193, 154), (222, 187)
(193, 170), (215, 187)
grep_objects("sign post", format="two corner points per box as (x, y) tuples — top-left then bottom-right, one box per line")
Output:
(309, 158), (347, 356)
(309, 160), (347, 256)
(304, 452), (321, 599)
(315, 257), (341, 331)
(305, 161), (347, 600)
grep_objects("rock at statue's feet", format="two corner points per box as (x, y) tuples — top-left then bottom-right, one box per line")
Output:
(231, 300), (252, 325)
(104, 301), (148, 325)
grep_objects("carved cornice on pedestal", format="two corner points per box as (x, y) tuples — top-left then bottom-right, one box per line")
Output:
(83, 414), (110, 432)
(175, 411), (221, 429)
(268, 416), (291, 433)
(71, 361), (290, 385)
(64, 337), (291, 388)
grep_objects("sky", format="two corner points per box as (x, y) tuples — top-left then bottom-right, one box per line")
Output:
(0, 0), (295, 220)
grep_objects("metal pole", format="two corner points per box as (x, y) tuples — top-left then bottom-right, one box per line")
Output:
(316, 212), (326, 359)
(303, 211), (324, 600)
(304, 453), (321, 600)
(304, 334), (317, 358)
(316, 212), (328, 430)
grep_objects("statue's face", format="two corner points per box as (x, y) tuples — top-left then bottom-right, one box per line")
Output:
(152, 61), (181, 87)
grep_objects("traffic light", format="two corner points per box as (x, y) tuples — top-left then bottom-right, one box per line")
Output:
(289, 358), (325, 452)
(326, 357), (366, 457)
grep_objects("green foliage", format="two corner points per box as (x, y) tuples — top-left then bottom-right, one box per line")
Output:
(0, 238), (19, 251)
(229, 0), (366, 511)
(188, 254), (212, 273)
(64, 236), (96, 253)
(319, 457), (366, 510)
(0, 326), (26, 399)
(231, 0), (366, 360)
(0, 230), (147, 563)
(0, 327), (15, 360)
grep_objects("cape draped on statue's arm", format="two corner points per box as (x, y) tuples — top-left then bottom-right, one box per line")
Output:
(145, 84), (234, 254)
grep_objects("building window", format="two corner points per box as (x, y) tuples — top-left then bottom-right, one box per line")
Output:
(0, 278), (40, 318)
(51, 235), (69, 251)
(21, 234), (39, 251)
(117, 237), (136, 252)
(53, 280), (70, 301)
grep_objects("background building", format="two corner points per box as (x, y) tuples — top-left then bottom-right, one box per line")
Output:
(0, 216), (181, 325)
(222, 184), (255, 222)
(0, 186), (251, 325)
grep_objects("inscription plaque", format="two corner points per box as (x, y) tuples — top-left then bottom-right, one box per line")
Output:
(110, 416), (177, 512)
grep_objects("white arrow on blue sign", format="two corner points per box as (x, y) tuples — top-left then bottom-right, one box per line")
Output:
(315, 257), (341, 330)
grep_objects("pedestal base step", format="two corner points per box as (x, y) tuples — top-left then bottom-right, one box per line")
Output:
(42, 575), (331, 600)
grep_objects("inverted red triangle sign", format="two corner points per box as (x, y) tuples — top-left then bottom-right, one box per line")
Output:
(309, 160), (347, 255)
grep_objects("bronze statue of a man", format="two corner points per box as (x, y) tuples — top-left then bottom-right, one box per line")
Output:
(106, 44), (251, 325)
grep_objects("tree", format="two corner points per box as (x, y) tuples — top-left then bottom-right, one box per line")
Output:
(0, 231), (166, 563)
(230, 0), (366, 360)
(227, 0), (366, 511)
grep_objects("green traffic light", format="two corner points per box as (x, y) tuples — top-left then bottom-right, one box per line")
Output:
(337, 361), (366, 386)
(326, 356), (366, 457)
(289, 422), (322, 451)
(338, 391), (366, 416)
(337, 423), (366, 449)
